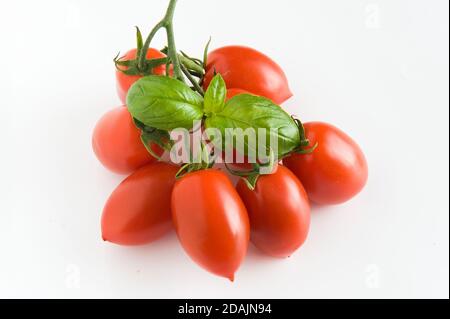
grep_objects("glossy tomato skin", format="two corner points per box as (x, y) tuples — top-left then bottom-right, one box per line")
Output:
(116, 48), (168, 104)
(92, 107), (162, 175)
(171, 170), (250, 281)
(102, 162), (179, 246)
(226, 88), (250, 100)
(237, 166), (310, 258)
(284, 122), (368, 205)
(204, 46), (292, 105)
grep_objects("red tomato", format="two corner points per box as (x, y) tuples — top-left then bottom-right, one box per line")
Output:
(171, 170), (250, 281)
(102, 162), (179, 246)
(226, 88), (250, 100)
(236, 166), (310, 258)
(92, 107), (162, 175)
(204, 46), (292, 105)
(284, 122), (368, 205)
(116, 48), (168, 104)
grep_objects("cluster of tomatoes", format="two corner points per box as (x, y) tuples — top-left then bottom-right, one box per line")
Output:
(92, 1), (368, 281)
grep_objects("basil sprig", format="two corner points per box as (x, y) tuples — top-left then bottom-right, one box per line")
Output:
(127, 74), (301, 159)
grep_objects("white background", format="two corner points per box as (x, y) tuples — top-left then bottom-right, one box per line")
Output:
(0, 0), (448, 299)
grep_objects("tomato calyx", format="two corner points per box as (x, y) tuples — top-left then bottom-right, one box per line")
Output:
(291, 116), (319, 155)
(133, 118), (173, 160)
(224, 149), (277, 191)
(175, 143), (216, 179)
(201, 38), (212, 84)
(114, 27), (170, 76)
(114, 53), (169, 76)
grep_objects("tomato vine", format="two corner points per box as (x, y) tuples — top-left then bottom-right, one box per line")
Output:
(138, 0), (183, 81)
(115, 0), (316, 188)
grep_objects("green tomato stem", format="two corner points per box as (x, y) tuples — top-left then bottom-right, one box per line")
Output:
(138, 21), (165, 70)
(178, 54), (205, 75)
(165, 22), (184, 81)
(138, 0), (184, 82)
(180, 63), (205, 95)
(161, 47), (205, 75)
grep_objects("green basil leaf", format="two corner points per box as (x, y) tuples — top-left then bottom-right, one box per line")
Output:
(205, 94), (300, 158)
(204, 74), (226, 114)
(127, 75), (204, 131)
